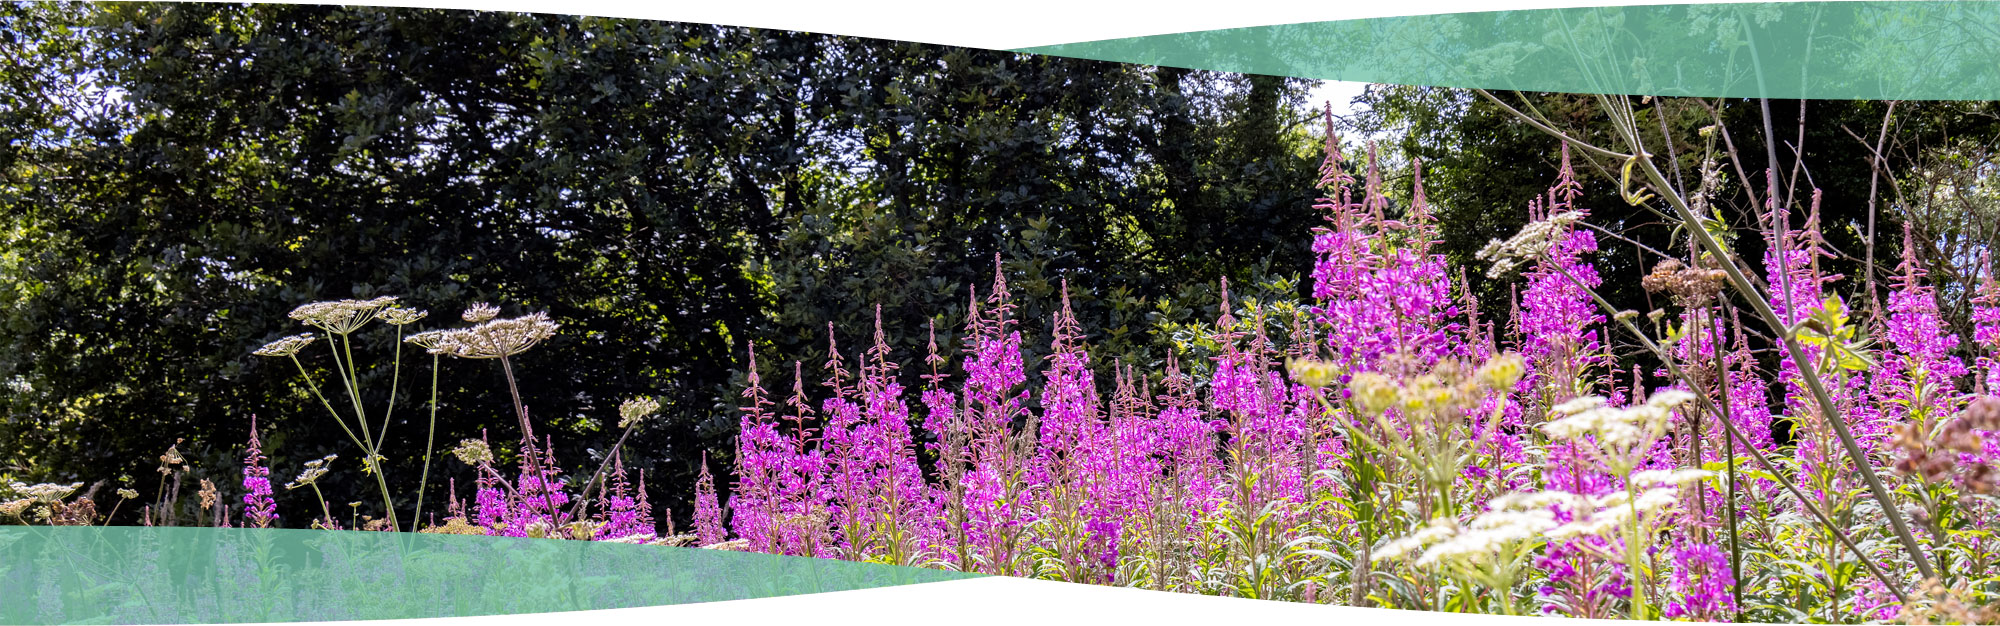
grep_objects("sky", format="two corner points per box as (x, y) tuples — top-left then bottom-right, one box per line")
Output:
(1309, 80), (1372, 119)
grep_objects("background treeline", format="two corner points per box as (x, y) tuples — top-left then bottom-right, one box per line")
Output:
(4, 2), (1997, 527)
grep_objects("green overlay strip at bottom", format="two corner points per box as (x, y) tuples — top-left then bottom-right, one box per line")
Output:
(0, 527), (978, 624)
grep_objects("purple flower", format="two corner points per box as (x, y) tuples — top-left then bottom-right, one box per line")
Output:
(693, 455), (727, 545)
(1662, 540), (1736, 620)
(241, 416), (278, 528)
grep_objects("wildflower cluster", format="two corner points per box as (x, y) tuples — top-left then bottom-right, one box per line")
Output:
(676, 131), (2000, 623)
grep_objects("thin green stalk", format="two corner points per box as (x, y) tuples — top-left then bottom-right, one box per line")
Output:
(311, 483), (333, 528)
(564, 422), (641, 525)
(379, 324), (405, 446)
(352, 333), (400, 531)
(287, 355), (371, 453)
(1710, 305), (1745, 620)
(1624, 473), (1650, 619)
(412, 353), (440, 530)
(326, 331), (368, 432)
(498, 355), (565, 527)
(329, 331), (399, 531)
(101, 498), (125, 527)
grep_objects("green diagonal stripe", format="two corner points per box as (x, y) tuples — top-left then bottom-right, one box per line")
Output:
(1017, 2), (2000, 100)
(0, 527), (976, 624)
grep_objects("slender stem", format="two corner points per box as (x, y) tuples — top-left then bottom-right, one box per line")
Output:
(1711, 306), (1745, 620)
(380, 324), (405, 447)
(326, 331), (367, 434)
(1688, 306), (1708, 528)
(288, 355), (371, 453)
(101, 500), (123, 527)
(324, 331), (400, 531)
(311, 483), (333, 528)
(498, 355), (564, 528)
(1862, 102), (1898, 310)
(413, 354), (441, 531)
(565, 423), (641, 524)
(1473, 90), (1631, 160)
(498, 356), (533, 439)
(1624, 474), (1649, 619)
(1654, 98), (1686, 197)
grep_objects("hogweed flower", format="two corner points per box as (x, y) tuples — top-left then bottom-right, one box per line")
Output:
(116, 488), (138, 500)
(253, 333), (319, 357)
(286, 455), (338, 490)
(289, 296), (399, 335)
(1640, 260), (1729, 307)
(7, 481), (83, 503)
(1476, 353), (1526, 389)
(1373, 517), (1460, 562)
(618, 397), (660, 429)
(1543, 390), (1691, 453)
(435, 312), (560, 359)
(452, 439), (495, 466)
(1476, 210), (1586, 279)
(462, 302), (500, 323)
(1348, 373), (1400, 415)
(377, 306), (428, 326)
(1286, 357), (1341, 389)
(404, 329), (454, 354)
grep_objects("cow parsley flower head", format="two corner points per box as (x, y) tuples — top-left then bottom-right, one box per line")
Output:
(1476, 353), (1527, 389)
(1486, 489), (1589, 512)
(1553, 396), (1607, 415)
(1543, 391), (1687, 449)
(1630, 468), (1714, 488)
(1418, 508), (1560, 568)
(1286, 357), (1341, 389)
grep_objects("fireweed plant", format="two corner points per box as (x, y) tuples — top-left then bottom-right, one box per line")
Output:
(8, 102), (2000, 624)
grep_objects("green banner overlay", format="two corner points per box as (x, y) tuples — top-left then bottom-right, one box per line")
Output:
(0, 527), (977, 624)
(1018, 2), (2000, 100)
